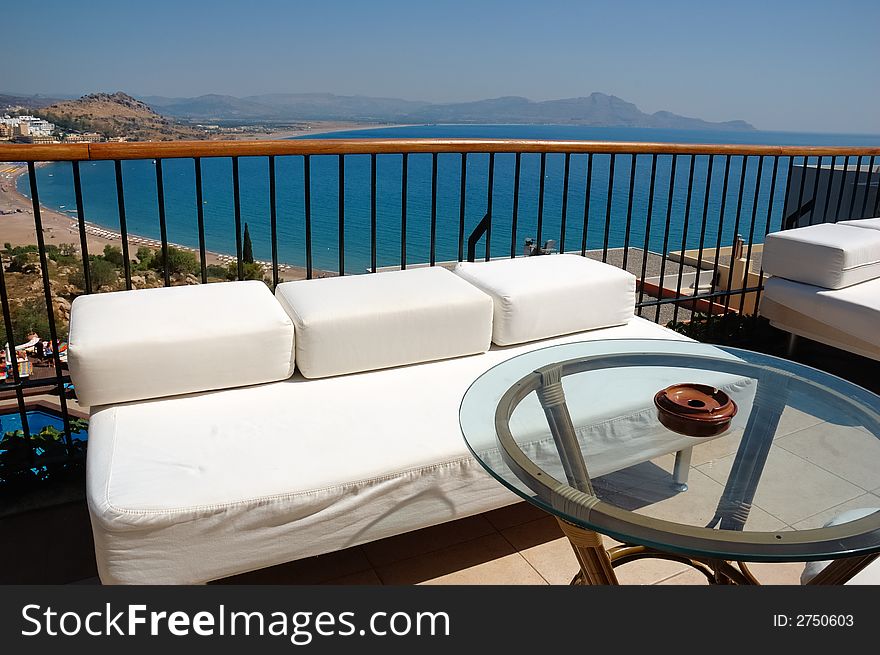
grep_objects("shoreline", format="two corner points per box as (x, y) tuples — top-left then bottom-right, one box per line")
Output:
(0, 121), (417, 278)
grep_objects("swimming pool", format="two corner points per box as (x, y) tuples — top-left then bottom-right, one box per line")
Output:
(0, 409), (88, 440)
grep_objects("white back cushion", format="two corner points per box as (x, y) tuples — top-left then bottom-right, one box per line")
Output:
(275, 267), (493, 378)
(67, 281), (296, 407)
(763, 224), (880, 289)
(453, 254), (635, 346)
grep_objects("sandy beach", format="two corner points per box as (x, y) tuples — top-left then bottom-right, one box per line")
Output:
(0, 122), (413, 279)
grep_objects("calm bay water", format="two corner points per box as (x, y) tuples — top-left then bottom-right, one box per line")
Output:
(19, 125), (880, 273)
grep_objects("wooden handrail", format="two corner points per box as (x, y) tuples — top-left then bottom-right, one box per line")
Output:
(1, 139), (880, 162)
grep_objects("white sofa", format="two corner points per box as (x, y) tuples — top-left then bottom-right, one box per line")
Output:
(759, 219), (880, 361)
(69, 254), (745, 585)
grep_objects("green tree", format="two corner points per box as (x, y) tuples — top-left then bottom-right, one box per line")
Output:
(102, 244), (124, 267)
(243, 223), (254, 264)
(89, 258), (118, 288)
(152, 246), (198, 276)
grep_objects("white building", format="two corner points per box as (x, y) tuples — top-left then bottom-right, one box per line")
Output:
(0, 114), (56, 137)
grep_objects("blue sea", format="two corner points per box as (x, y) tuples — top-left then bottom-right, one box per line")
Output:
(18, 125), (880, 273)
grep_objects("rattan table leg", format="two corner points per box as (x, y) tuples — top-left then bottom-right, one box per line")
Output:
(556, 518), (619, 585)
(807, 553), (879, 585)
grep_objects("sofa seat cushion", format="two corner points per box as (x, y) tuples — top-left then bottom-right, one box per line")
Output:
(86, 317), (751, 584)
(762, 224), (880, 289)
(68, 281), (296, 407)
(453, 254), (636, 346)
(761, 276), (880, 348)
(275, 267), (493, 378)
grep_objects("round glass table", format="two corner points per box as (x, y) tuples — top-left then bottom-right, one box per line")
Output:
(459, 339), (880, 585)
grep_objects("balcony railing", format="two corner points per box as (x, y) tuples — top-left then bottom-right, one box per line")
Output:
(1, 139), (879, 489)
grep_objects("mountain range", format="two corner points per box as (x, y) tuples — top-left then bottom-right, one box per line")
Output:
(139, 92), (756, 131)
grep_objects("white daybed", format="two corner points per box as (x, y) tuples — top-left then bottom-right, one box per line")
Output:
(69, 255), (749, 584)
(759, 220), (880, 361)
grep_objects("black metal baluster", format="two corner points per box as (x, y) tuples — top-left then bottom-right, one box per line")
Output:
(71, 161), (91, 294)
(401, 153), (408, 269)
(560, 152), (571, 255)
(738, 156), (765, 314)
(807, 155), (823, 225)
(795, 155), (808, 227)
(232, 156), (243, 281)
(847, 155), (864, 220)
(338, 155), (345, 275)
(581, 154), (593, 256)
(860, 155), (876, 218)
(112, 160), (132, 289)
(692, 154), (715, 316)
(510, 153), (521, 258)
(485, 152), (494, 261)
(655, 154), (679, 324)
(27, 163), (73, 450)
(370, 153), (377, 273)
(155, 159), (171, 287)
(636, 154), (658, 315)
(458, 154), (467, 262)
(707, 156), (732, 320)
(602, 154), (616, 263)
(751, 156), (781, 323)
(722, 157), (749, 315)
(671, 155), (697, 325)
(194, 158), (207, 284)
(834, 155), (850, 221)
(781, 157), (795, 231)
(304, 155), (313, 279)
(821, 156), (838, 225)
(621, 154), (637, 271)
(536, 152), (546, 247)
(269, 156), (278, 287)
(430, 152), (438, 266)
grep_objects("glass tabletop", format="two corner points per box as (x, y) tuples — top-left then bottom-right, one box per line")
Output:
(459, 338), (880, 562)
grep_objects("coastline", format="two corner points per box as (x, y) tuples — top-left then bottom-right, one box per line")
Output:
(0, 121), (416, 279)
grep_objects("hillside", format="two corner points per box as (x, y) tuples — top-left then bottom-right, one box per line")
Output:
(142, 91), (755, 131)
(38, 92), (208, 141)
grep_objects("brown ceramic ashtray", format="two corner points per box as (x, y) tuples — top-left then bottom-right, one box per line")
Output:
(653, 383), (737, 437)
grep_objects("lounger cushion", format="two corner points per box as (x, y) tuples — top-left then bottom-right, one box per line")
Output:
(68, 281), (296, 406)
(761, 276), (880, 348)
(762, 224), (880, 289)
(800, 508), (880, 584)
(839, 217), (880, 231)
(87, 318), (755, 584)
(452, 254), (636, 346)
(275, 267), (493, 378)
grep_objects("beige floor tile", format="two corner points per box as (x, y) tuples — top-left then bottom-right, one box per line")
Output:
(324, 569), (384, 585)
(376, 533), (545, 585)
(688, 429), (745, 467)
(741, 561), (805, 585)
(696, 447), (864, 525)
(776, 423), (880, 492)
(483, 501), (551, 531)
(629, 467), (787, 531)
(500, 516), (578, 585)
(656, 567), (711, 585)
(362, 514), (498, 568)
(790, 493), (880, 530)
(774, 406), (826, 437)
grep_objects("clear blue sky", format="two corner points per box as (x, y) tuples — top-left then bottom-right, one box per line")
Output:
(7, 0), (880, 133)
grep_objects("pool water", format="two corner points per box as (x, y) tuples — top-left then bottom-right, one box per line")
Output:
(0, 410), (88, 440)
